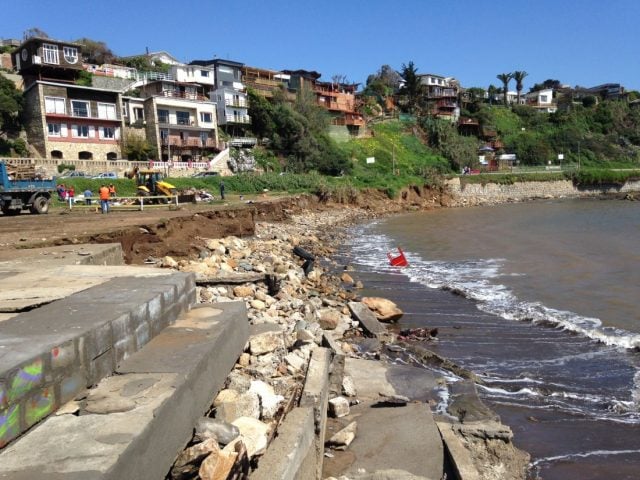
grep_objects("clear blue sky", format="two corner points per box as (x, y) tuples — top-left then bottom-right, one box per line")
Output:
(2, 0), (639, 91)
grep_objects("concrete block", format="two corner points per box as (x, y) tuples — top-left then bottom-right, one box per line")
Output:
(84, 321), (113, 363)
(0, 302), (248, 479)
(88, 349), (115, 387)
(113, 335), (136, 365)
(0, 405), (20, 448)
(134, 322), (151, 350)
(436, 421), (481, 480)
(348, 301), (394, 342)
(6, 358), (44, 404)
(250, 407), (315, 480)
(300, 347), (331, 480)
(23, 386), (56, 429)
(58, 371), (85, 404)
(50, 340), (76, 370)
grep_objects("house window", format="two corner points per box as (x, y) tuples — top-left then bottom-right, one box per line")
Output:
(176, 111), (190, 125)
(71, 100), (90, 118)
(45, 96), (66, 114)
(63, 46), (78, 64)
(200, 70), (209, 78)
(158, 109), (169, 123)
(42, 43), (59, 64)
(122, 103), (128, 117)
(97, 103), (117, 120)
(133, 107), (144, 121)
(200, 112), (212, 123)
(72, 124), (90, 138)
(100, 126), (115, 139)
(540, 95), (548, 103)
(47, 123), (61, 136)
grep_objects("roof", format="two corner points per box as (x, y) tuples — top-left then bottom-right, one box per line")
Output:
(190, 58), (244, 68)
(282, 69), (322, 80)
(17, 37), (83, 49)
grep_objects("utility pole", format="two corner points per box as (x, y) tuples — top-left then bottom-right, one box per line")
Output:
(392, 144), (396, 175)
(578, 140), (581, 170)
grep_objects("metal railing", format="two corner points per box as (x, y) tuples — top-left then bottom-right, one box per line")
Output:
(66, 194), (180, 211)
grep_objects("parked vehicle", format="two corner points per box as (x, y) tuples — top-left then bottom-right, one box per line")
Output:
(0, 161), (56, 215)
(191, 171), (219, 178)
(59, 170), (88, 178)
(92, 172), (118, 179)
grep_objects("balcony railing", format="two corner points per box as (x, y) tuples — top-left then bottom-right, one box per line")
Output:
(162, 138), (222, 149)
(224, 115), (251, 124)
(224, 99), (248, 108)
(229, 137), (257, 147)
(159, 90), (208, 101)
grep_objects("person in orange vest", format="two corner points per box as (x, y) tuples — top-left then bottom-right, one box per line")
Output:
(98, 184), (110, 214)
(108, 184), (116, 198)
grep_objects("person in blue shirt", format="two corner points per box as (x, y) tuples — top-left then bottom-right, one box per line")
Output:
(83, 188), (93, 205)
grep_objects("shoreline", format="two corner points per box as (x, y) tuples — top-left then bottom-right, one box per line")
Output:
(163, 201), (531, 479)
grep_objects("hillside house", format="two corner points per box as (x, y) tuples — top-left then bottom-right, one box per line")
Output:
(417, 73), (461, 121)
(14, 37), (125, 160)
(284, 69), (365, 136)
(123, 79), (221, 163)
(525, 88), (557, 113)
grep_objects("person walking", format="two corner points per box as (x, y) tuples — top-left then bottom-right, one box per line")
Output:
(219, 180), (225, 200)
(108, 183), (116, 198)
(83, 188), (93, 205)
(98, 184), (110, 214)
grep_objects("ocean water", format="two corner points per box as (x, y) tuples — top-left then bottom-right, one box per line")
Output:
(343, 198), (640, 479)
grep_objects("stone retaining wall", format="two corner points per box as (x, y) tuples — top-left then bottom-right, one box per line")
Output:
(446, 178), (640, 206)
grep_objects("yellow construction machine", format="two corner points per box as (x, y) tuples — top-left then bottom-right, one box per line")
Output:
(126, 167), (176, 203)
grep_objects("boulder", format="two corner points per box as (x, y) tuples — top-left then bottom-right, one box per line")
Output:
(170, 438), (219, 479)
(328, 396), (350, 418)
(249, 330), (284, 355)
(233, 285), (254, 298)
(248, 380), (284, 420)
(318, 308), (341, 330)
(194, 417), (240, 445)
(361, 297), (404, 323)
(340, 272), (354, 284)
(216, 392), (261, 422)
(161, 256), (179, 269)
(231, 417), (270, 458)
(199, 445), (237, 480)
(327, 421), (357, 450)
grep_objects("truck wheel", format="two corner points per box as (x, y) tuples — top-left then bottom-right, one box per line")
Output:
(30, 196), (50, 214)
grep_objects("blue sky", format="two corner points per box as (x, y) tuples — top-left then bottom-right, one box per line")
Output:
(2, 0), (639, 91)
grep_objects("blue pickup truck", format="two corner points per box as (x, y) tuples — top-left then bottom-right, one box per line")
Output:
(0, 161), (56, 215)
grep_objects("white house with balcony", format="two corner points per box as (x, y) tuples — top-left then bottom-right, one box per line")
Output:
(130, 80), (220, 163)
(190, 59), (251, 131)
(525, 88), (557, 113)
(169, 64), (215, 88)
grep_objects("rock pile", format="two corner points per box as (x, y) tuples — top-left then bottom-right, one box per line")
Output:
(165, 208), (385, 479)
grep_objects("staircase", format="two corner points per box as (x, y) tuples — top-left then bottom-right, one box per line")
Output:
(0, 244), (248, 479)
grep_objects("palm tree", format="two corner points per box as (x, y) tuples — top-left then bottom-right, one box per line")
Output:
(513, 71), (528, 105)
(496, 73), (513, 106)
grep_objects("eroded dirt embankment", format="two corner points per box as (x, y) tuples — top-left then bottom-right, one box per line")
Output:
(0, 185), (447, 264)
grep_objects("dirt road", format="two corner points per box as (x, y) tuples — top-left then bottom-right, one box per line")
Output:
(0, 198), (298, 264)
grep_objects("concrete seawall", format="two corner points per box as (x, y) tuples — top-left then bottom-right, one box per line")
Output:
(446, 178), (640, 206)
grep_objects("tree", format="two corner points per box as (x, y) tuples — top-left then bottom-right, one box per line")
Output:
(496, 73), (513, 106)
(122, 132), (156, 161)
(530, 79), (562, 93)
(75, 38), (116, 64)
(513, 71), (528, 105)
(23, 27), (49, 39)
(487, 84), (498, 105)
(399, 61), (421, 113)
(0, 75), (23, 135)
